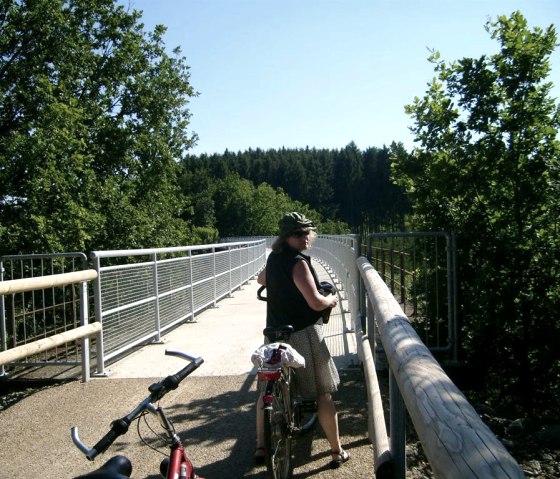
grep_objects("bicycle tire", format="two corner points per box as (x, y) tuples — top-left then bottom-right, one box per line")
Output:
(290, 370), (317, 437)
(264, 377), (294, 479)
(292, 402), (317, 437)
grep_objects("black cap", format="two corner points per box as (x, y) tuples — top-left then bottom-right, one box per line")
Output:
(278, 212), (316, 235)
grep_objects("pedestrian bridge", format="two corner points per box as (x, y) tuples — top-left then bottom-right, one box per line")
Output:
(0, 236), (524, 478)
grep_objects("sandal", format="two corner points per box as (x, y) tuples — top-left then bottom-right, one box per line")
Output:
(254, 447), (266, 466)
(330, 449), (351, 468)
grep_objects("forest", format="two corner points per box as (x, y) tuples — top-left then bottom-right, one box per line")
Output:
(180, 143), (409, 237)
(1, 2), (559, 418)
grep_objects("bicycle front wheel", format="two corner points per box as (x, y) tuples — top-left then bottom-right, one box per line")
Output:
(264, 379), (293, 479)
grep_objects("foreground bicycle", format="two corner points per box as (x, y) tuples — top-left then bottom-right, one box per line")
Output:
(71, 350), (205, 479)
(255, 324), (318, 479)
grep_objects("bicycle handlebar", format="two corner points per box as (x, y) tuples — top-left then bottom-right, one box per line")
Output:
(257, 285), (267, 301)
(71, 349), (204, 461)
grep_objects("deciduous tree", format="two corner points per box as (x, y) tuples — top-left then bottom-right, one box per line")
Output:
(392, 11), (560, 414)
(0, 0), (198, 253)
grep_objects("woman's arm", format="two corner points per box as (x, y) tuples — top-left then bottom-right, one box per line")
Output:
(292, 260), (338, 312)
(257, 268), (266, 285)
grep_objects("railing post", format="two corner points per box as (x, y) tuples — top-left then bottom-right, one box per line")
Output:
(0, 261), (6, 377)
(228, 246), (232, 296)
(189, 250), (195, 316)
(399, 250), (405, 306)
(152, 252), (162, 342)
(79, 276), (91, 382)
(448, 231), (458, 362)
(92, 254), (106, 376)
(212, 247), (217, 307)
(390, 370), (406, 479)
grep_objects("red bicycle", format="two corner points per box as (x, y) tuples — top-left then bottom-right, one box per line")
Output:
(256, 325), (318, 479)
(71, 350), (205, 479)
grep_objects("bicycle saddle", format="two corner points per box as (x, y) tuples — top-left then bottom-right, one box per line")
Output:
(263, 325), (294, 340)
(73, 455), (132, 479)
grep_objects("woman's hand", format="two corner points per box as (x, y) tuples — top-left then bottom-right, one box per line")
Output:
(292, 260), (338, 312)
(257, 269), (266, 286)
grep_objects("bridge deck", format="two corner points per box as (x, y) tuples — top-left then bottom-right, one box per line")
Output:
(106, 258), (358, 378)
(0, 260), (374, 478)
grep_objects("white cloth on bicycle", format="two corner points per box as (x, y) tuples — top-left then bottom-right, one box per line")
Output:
(251, 342), (306, 369)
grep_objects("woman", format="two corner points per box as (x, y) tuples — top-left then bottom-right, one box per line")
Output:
(255, 212), (350, 468)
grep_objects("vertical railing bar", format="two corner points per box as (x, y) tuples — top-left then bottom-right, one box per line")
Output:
(435, 237), (440, 348)
(152, 252), (161, 342)
(189, 250), (195, 318)
(400, 238), (405, 307)
(423, 238), (429, 343)
(0, 260), (5, 376)
(212, 247), (217, 307)
(390, 369), (406, 479)
(413, 238), (418, 316)
(92, 254), (106, 376)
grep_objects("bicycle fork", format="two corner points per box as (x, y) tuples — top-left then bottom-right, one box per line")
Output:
(150, 404), (197, 479)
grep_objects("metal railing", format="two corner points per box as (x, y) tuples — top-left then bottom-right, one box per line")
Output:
(91, 240), (266, 374)
(367, 232), (458, 360)
(0, 267), (98, 381)
(0, 253), (90, 376)
(300, 234), (521, 477)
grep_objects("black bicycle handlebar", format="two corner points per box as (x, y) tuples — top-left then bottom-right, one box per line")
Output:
(257, 285), (267, 301)
(71, 349), (204, 461)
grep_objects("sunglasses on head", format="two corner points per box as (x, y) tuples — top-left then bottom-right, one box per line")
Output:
(290, 230), (310, 238)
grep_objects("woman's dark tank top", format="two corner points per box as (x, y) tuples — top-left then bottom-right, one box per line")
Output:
(265, 246), (322, 332)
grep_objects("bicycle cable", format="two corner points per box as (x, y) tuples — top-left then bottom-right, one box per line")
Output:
(136, 411), (168, 457)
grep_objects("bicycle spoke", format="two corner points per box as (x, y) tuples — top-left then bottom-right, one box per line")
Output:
(264, 379), (293, 479)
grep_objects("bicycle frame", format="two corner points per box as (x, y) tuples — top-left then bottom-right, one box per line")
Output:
(152, 404), (196, 479)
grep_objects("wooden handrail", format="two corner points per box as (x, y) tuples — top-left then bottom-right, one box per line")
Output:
(0, 269), (97, 295)
(357, 256), (524, 478)
(0, 269), (100, 381)
(0, 323), (102, 367)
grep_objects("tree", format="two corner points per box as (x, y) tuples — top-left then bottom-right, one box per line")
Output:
(391, 11), (560, 415)
(0, 0), (198, 254)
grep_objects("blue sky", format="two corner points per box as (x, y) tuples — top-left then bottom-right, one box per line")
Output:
(122, 0), (559, 155)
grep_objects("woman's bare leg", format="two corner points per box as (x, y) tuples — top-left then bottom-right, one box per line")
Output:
(317, 392), (342, 452)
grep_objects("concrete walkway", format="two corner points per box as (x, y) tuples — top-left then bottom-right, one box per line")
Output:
(0, 259), (371, 479)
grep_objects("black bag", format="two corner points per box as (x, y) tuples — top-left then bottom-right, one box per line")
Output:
(318, 281), (336, 296)
(318, 281), (336, 323)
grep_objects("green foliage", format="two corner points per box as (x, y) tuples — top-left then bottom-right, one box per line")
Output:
(392, 11), (560, 416)
(0, 0), (198, 254)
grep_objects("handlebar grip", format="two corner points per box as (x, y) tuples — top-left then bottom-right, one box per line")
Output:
(149, 355), (204, 401)
(159, 357), (204, 392)
(90, 418), (130, 460)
